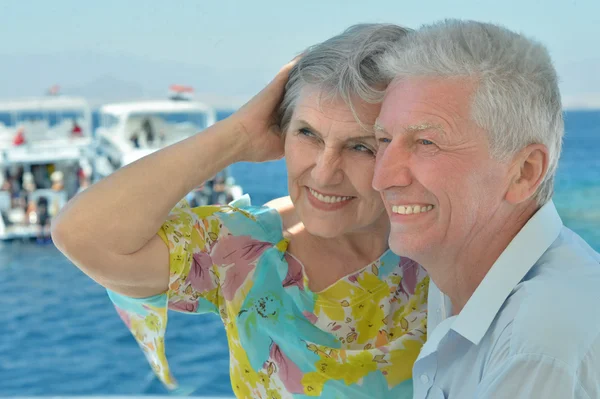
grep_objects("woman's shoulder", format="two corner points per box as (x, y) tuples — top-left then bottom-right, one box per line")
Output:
(264, 196), (300, 235)
(159, 194), (287, 252)
(216, 194), (285, 243)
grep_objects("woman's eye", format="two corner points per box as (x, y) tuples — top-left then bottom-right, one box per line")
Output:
(352, 144), (374, 154)
(377, 137), (391, 144)
(299, 128), (315, 137)
(418, 139), (435, 145)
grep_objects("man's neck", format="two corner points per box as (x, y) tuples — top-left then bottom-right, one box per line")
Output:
(427, 201), (539, 314)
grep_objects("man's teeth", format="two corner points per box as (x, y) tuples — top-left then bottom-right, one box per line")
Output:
(309, 188), (352, 204)
(391, 205), (434, 215)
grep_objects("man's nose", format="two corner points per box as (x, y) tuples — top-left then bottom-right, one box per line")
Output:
(372, 145), (413, 191)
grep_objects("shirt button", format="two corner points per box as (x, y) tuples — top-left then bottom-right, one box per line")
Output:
(420, 374), (430, 384)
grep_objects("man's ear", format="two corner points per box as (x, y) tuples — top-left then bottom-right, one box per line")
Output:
(505, 144), (549, 204)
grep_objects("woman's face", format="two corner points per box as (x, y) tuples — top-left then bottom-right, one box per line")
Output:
(284, 86), (387, 238)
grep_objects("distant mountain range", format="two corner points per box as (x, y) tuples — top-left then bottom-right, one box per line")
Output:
(0, 51), (271, 109)
(60, 75), (252, 109)
(1, 51), (599, 110)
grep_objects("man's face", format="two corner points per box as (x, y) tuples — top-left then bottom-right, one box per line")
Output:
(373, 77), (513, 261)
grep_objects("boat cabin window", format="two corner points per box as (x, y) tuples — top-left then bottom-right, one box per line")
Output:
(124, 112), (208, 148)
(100, 113), (120, 129)
(0, 112), (14, 127)
(47, 110), (86, 128)
(16, 111), (46, 123)
(129, 112), (207, 129)
(6, 109), (89, 140)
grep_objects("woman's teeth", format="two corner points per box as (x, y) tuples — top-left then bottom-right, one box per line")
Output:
(309, 188), (352, 204)
(392, 204), (434, 215)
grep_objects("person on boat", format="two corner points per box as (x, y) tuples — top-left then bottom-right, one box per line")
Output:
(76, 163), (92, 194)
(36, 195), (51, 244)
(0, 169), (7, 192)
(71, 119), (83, 137)
(0, 170), (8, 224)
(50, 171), (64, 192)
(52, 24), (427, 398)
(49, 170), (68, 219)
(129, 132), (140, 149)
(142, 117), (155, 146)
(8, 165), (24, 208)
(22, 172), (36, 194)
(13, 127), (26, 146)
(211, 174), (227, 204)
(23, 172), (37, 218)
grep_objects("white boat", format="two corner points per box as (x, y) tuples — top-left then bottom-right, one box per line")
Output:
(93, 97), (217, 176)
(94, 94), (243, 205)
(0, 96), (94, 240)
(0, 96), (93, 160)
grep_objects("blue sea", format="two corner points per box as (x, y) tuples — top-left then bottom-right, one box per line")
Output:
(0, 110), (598, 396)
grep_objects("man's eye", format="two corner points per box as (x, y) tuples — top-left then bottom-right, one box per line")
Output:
(377, 138), (391, 144)
(418, 139), (434, 145)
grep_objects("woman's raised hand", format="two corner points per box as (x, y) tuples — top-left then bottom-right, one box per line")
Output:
(225, 60), (296, 163)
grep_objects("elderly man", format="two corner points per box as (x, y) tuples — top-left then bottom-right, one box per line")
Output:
(372, 20), (600, 398)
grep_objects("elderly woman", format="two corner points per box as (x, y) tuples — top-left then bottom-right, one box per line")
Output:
(52, 24), (428, 398)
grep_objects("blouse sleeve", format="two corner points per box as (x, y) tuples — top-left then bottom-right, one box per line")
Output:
(106, 195), (259, 389)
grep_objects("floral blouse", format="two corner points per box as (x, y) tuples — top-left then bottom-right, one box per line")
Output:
(107, 195), (429, 398)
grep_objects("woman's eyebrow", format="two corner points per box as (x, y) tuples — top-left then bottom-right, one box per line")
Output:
(292, 119), (376, 141)
(346, 134), (377, 142)
(291, 119), (318, 131)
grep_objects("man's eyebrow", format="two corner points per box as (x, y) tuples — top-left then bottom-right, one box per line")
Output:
(405, 122), (445, 134)
(374, 120), (446, 136)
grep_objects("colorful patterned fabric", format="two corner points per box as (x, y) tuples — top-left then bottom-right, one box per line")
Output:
(107, 195), (429, 398)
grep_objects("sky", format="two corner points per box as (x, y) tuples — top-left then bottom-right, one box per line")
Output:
(1, 0), (599, 107)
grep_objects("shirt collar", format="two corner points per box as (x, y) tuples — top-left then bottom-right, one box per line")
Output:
(430, 201), (563, 345)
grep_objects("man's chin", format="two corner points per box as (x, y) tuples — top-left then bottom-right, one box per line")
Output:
(388, 234), (429, 259)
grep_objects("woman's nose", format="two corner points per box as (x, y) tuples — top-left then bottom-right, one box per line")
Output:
(311, 147), (344, 186)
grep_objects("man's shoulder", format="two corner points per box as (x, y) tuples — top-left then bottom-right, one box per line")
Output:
(538, 227), (600, 270)
(498, 230), (600, 367)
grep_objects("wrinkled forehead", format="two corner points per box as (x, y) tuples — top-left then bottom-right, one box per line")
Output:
(377, 77), (478, 133)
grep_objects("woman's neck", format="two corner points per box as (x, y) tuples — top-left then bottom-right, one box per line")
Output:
(285, 213), (390, 291)
(266, 195), (391, 290)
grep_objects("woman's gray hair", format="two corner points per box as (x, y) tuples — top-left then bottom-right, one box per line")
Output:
(377, 19), (564, 205)
(278, 23), (411, 133)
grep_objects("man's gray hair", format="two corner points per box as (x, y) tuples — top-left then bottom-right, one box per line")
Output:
(279, 23), (411, 134)
(377, 19), (564, 205)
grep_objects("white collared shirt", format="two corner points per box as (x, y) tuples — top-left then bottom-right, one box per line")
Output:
(414, 201), (600, 399)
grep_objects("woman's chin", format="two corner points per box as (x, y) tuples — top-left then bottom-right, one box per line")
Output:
(302, 220), (345, 239)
